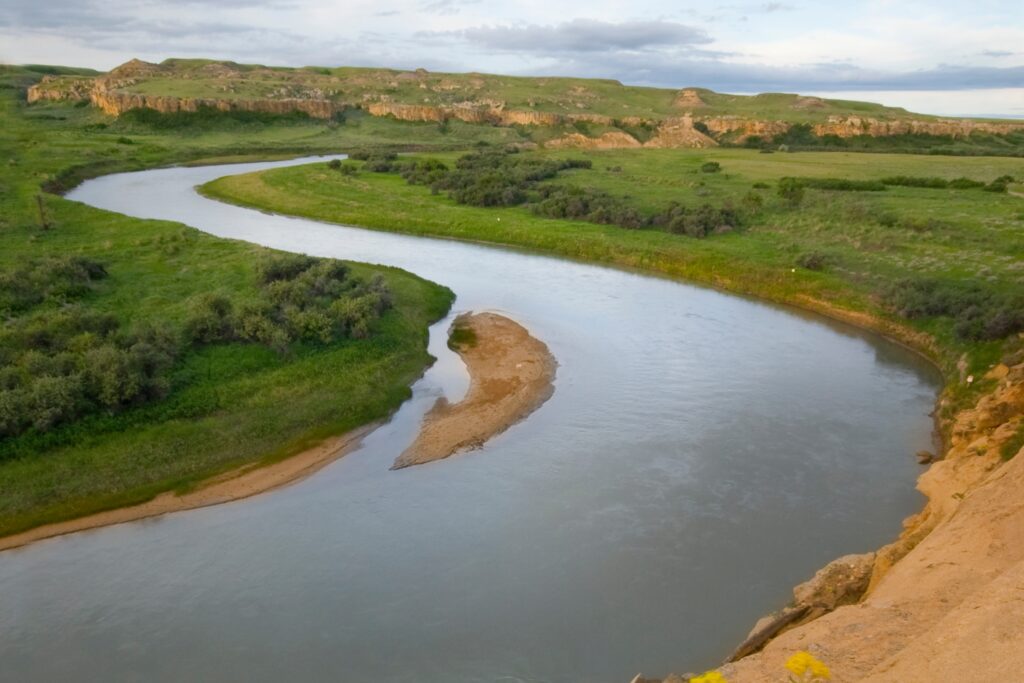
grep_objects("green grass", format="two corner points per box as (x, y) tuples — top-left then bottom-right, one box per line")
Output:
(1001, 423), (1024, 461)
(202, 148), (1024, 429)
(448, 321), (478, 351)
(0, 66), (465, 537)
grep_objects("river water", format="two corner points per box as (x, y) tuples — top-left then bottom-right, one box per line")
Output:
(0, 157), (940, 682)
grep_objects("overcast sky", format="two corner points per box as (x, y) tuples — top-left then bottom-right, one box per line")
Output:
(2, 0), (1022, 117)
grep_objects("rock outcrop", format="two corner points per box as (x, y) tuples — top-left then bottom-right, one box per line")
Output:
(25, 59), (1024, 148)
(645, 117), (718, 149)
(545, 131), (642, 149)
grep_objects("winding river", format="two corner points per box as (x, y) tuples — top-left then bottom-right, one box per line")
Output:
(1, 157), (940, 682)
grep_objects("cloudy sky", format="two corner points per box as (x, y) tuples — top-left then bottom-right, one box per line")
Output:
(2, 0), (1022, 117)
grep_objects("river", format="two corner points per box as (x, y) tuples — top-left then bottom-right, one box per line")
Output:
(0, 157), (940, 682)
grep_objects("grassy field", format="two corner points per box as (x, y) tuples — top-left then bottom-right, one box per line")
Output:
(0, 66), (481, 537)
(202, 148), (1024, 424)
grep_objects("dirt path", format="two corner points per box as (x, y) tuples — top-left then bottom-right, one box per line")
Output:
(392, 312), (556, 469)
(0, 425), (376, 552)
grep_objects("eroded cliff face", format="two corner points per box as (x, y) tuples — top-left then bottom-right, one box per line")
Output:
(26, 63), (1024, 149)
(643, 361), (1024, 683)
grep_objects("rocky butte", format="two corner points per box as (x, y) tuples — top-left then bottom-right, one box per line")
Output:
(27, 59), (1024, 150)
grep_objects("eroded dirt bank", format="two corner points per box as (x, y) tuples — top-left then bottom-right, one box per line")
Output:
(392, 312), (556, 469)
(0, 425), (376, 552)
(640, 361), (1024, 683)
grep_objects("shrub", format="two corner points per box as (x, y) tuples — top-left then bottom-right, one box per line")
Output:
(0, 256), (108, 315)
(327, 159), (342, 170)
(782, 177), (886, 192)
(257, 253), (317, 284)
(796, 251), (830, 271)
(184, 293), (236, 345)
(884, 278), (1024, 341)
(652, 202), (739, 238)
(984, 175), (1016, 193)
(778, 178), (805, 206)
(881, 176), (949, 189)
(700, 162), (722, 173)
(948, 177), (986, 189)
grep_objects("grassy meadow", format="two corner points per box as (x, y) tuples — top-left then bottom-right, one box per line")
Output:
(0, 66), (476, 536)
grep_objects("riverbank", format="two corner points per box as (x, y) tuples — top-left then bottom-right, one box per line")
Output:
(0, 67), (456, 540)
(200, 156), (1024, 681)
(393, 312), (556, 469)
(648, 361), (1024, 682)
(0, 424), (377, 552)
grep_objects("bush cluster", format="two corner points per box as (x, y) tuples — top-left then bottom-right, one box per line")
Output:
(0, 256), (107, 315)
(0, 307), (177, 440)
(0, 254), (392, 441)
(184, 254), (393, 352)
(416, 149), (593, 208)
(358, 149), (743, 238)
(881, 176), (992, 190)
(532, 185), (646, 229)
(885, 278), (1024, 341)
(650, 201), (740, 237)
(781, 177), (887, 192)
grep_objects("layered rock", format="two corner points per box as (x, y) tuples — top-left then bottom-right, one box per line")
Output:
(25, 59), (1024, 147)
(545, 131), (642, 149)
(645, 117), (718, 149)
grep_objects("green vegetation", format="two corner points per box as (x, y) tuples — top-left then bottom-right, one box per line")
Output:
(203, 146), (1024, 432)
(0, 65), (462, 537)
(740, 123), (1024, 157)
(447, 321), (478, 351)
(350, 148), (741, 236)
(1001, 423), (1024, 461)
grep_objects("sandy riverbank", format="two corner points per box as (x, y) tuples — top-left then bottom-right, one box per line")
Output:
(392, 312), (556, 469)
(0, 425), (376, 553)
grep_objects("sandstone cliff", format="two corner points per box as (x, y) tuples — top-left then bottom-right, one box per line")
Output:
(25, 60), (1024, 149)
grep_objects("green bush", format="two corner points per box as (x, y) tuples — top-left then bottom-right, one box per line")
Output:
(700, 161), (722, 173)
(782, 177), (887, 192)
(0, 256), (107, 315)
(778, 178), (805, 206)
(884, 278), (1024, 341)
(0, 253), (391, 443)
(796, 251), (831, 271)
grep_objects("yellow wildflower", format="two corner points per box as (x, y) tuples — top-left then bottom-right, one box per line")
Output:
(785, 651), (831, 680)
(689, 671), (727, 683)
